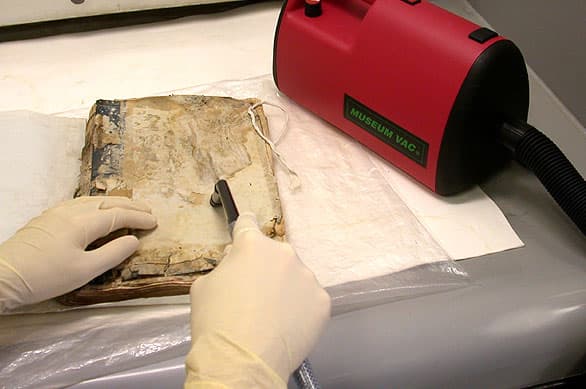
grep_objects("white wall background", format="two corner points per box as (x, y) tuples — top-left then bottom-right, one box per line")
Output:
(469, 0), (586, 127)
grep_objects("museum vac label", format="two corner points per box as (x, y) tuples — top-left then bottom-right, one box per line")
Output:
(344, 95), (428, 166)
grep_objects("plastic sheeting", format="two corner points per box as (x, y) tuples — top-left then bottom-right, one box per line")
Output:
(0, 305), (191, 389)
(0, 76), (473, 388)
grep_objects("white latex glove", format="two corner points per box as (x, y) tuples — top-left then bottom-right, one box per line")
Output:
(0, 196), (157, 312)
(185, 212), (331, 389)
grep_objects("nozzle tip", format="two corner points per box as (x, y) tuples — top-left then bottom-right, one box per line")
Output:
(210, 191), (222, 207)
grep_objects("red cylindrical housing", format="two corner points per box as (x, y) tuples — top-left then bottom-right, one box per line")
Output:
(274, 0), (529, 194)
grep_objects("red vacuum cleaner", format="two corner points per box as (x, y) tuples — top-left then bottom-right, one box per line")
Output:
(273, 0), (586, 235)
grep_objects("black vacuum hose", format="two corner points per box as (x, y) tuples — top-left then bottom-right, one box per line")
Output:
(499, 121), (586, 235)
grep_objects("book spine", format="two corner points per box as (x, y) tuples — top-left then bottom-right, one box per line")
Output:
(79, 99), (125, 196)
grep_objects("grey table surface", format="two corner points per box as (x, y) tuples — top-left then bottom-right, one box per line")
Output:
(313, 164), (586, 388)
(70, 1), (586, 388)
(70, 161), (586, 389)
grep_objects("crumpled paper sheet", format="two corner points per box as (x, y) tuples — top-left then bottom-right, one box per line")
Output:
(0, 111), (85, 243)
(369, 157), (525, 259)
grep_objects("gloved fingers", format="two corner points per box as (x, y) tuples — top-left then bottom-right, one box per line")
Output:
(98, 197), (153, 213)
(286, 252), (331, 312)
(189, 273), (209, 296)
(222, 243), (233, 257)
(84, 235), (139, 274)
(302, 268), (331, 315)
(298, 259), (322, 286)
(50, 196), (152, 214)
(84, 208), (157, 244)
(232, 212), (261, 240)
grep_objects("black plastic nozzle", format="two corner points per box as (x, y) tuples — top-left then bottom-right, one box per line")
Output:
(304, 0), (322, 17)
(210, 179), (239, 234)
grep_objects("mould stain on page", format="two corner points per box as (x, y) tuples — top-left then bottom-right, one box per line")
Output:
(124, 96), (252, 201)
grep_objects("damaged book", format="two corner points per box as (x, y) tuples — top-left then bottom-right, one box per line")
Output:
(58, 95), (285, 305)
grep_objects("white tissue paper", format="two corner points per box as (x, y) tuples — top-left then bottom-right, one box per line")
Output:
(0, 111), (86, 243)
(0, 75), (524, 389)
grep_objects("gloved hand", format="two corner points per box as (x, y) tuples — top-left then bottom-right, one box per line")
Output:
(0, 196), (157, 312)
(185, 212), (331, 389)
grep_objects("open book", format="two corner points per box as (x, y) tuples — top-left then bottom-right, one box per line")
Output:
(59, 95), (284, 305)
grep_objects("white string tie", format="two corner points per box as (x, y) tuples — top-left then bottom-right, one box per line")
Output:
(248, 101), (301, 191)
